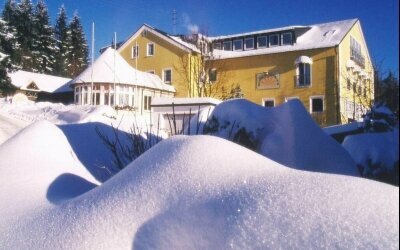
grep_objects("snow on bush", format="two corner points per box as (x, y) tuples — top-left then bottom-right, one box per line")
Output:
(0, 133), (398, 249)
(204, 99), (359, 176)
(363, 103), (398, 133)
(343, 129), (399, 185)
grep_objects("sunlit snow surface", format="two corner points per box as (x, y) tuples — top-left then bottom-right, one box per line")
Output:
(0, 123), (398, 249)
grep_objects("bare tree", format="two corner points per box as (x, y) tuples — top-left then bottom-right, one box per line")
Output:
(174, 31), (232, 98)
(340, 63), (375, 123)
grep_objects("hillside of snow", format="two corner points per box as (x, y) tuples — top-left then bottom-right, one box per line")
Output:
(0, 127), (398, 249)
(204, 99), (359, 176)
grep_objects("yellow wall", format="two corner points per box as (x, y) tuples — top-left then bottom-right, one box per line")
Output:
(118, 30), (195, 97)
(210, 47), (339, 125)
(338, 20), (374, 123)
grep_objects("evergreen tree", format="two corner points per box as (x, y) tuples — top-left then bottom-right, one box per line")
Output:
(1, 0), (20, 69)
(67, 11), (88, 78)
(14, 0), (35, 70)
(54, 5), (70, 77)
(32, 0), (56, 74)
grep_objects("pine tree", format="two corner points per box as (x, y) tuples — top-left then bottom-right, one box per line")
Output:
(1, 0), (21, 69)
(14, 0), (35, 71)
(32, 0), (56, 74)
(54, 5), (70, 77)
(67, 11), (88, 78)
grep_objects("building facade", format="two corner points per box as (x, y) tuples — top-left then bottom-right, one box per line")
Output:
(115, 19), (374, 126)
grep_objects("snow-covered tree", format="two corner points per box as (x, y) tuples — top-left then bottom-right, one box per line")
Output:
(53, 5), (71, 77)
(1, 0), (21, 69)
(363, 103), (397, 133)
(14, 0), (35, 70)
(67, 11), (88, 78)
(32, 0), (56, 74)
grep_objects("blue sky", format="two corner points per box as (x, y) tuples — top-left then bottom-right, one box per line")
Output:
(7, 0), (400, 76)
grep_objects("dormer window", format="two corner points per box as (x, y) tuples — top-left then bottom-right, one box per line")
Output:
(223, 41), (232, 51)
(213, 42), (221, 50)
(281, 32), (293, 45)
(233, 39), (243, 51)
(269, 34), (279, 46)
(244, 38), (254, 50)
(257, 36), (267, 48)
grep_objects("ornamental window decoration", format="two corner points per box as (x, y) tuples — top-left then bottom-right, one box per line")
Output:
(256, 71), (280, 89)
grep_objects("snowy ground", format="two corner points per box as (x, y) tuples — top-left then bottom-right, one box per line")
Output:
(0, 99), (398, 249)
(0, 113), (29, 144)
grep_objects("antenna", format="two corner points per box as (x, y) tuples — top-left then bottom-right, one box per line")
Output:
(113, 32), (116, 106)
(172, 9), (177, 35)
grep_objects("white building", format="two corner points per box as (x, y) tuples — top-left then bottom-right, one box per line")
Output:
(71, 48), (175, 115)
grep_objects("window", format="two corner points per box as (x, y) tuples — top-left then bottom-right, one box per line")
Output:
(296, 63), (311, 86)
(131, 44), (139, 58)
(209, 68), (217, 82)
(163, 69), (172, 84)
(257, 36), (267, 48)
(223, 41), (232, 51)
(244, 38), (254, 50)
(269, 34), (279, 46)
(213, 42), (221, 50)
(281, 32), (292, 45)
(310, 96), (324, 113)
(147, 43), (154, 56)
(233, 39), (243, 51)
(350, 36), (365, 68)
(144, 95), (152, 111)
(262, 98), (275, 107)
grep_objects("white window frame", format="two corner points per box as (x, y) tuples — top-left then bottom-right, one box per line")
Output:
(213, 42), (222, 50)
(262, 98), (275, 107)
(147, 43), (154, 56)
(143, 95), (152, 111)
(257, 36), (267, 48)
(223, 41), (232, 51)
(233, 39), (243, 51)
(244, 37), (254, 50)
(162, 68), (172, 84)
(269, 34), (279, 47)
(296, 62), (312, 87)
(309, 95), (325, 113)
(131, 44), (139, 59)
(285, 96), (299, 102)
(209, 68), (217, 82)
(281, 32), (293, 45)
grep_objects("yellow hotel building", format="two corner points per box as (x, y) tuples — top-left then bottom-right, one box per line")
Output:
(116, 19), (374, 126)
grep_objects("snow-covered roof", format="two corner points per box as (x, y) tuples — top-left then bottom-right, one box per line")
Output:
(208, 25), (307, 41)
(210, 19), (358, 59)
(8, 70), (72, 93)
(72, 47), (175, 93)
(151, 97), (221, 107)
(118, 24), (200, 54)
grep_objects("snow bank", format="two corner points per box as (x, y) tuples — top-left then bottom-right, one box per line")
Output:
(1, 135), (397, 249)
(0, 121), (99, 226)
(0, 101), (117, 124)
(343, 130), (399, 182)
(205, 99), (359, 176)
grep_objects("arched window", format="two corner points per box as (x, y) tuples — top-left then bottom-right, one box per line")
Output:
(295, 56), (312, 87)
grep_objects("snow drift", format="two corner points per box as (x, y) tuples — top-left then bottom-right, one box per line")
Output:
(204, 99), (359, 176)
(0, 121), (99, 226)
(1, 134), (398, 249)
(343, 130), (399, 183)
